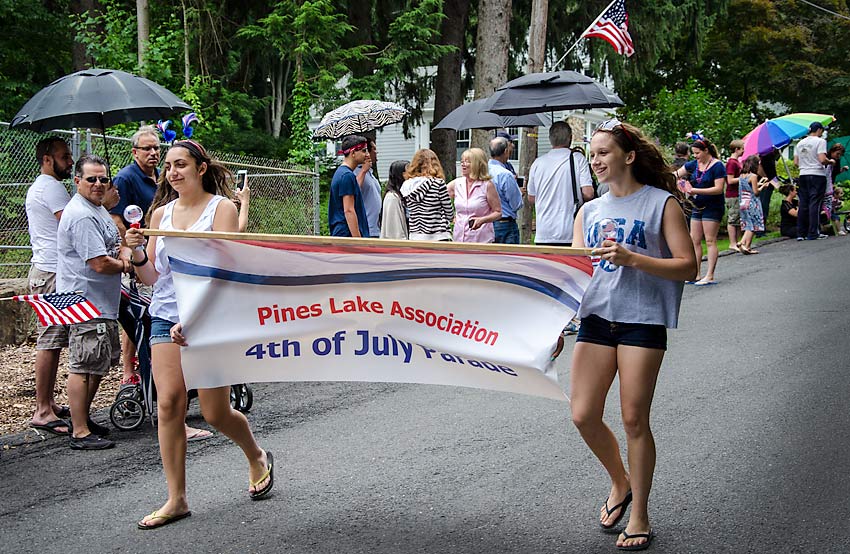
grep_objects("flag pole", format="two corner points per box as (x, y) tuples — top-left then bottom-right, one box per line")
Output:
(1, 290), (84, 301)
(553, 0), (618, 69)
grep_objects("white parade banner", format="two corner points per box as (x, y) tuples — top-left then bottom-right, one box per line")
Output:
(161, 233), (593, 401)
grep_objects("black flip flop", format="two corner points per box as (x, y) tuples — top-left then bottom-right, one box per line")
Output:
(55, 406), (71, 418)
(31, 419), (70, 436)
(617, 529), (654, 551)
(250, 451), (274, 500)
(600, 490), (633, 529)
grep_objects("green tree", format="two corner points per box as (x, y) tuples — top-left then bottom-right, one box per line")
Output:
(629, 79), (755, 152)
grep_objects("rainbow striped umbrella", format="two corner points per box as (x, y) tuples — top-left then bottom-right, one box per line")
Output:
(742, 113), (835, 159)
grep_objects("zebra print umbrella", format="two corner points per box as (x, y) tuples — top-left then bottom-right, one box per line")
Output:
(312, 100), (408, 140)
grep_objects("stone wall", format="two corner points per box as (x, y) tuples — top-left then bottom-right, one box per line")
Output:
(0, 279), (35, 346)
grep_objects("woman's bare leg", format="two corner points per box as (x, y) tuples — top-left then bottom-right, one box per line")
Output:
(689, 219), (705, 280)
(615, 345), (665, 549)
(139, 342), (190, 527)
(570, 342), (630, 526)
(197, 387), (269, 492)
(702, 220), (721, 281)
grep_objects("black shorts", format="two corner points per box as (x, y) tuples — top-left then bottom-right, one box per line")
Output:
(576, 314), (667, 351)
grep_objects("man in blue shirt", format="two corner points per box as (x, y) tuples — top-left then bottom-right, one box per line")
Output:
(329, 135), (370, 237)
(355, 139), (382, 237)
(488, 136), (523, 244)
(110, 126), (160, 231)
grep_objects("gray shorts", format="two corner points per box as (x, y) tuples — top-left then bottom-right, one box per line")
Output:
(68, 318), (120, 376)
(28, 265), (70, 350)
(725, 197), (741, 226)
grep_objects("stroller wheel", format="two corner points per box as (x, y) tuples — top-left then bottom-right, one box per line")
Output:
(110, 397), (145, 430)
(116, 384), (139, 401)
(230, 384), (253, 413)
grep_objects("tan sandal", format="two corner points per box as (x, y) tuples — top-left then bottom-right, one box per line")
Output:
(137, 510), (192, 530)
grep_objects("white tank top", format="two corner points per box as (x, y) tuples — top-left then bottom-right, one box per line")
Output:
(150, 195), (225, 322)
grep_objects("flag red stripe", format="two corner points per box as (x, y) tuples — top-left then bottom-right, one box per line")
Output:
(30, 300), (62, 326)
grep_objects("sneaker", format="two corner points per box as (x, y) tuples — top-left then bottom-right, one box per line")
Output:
(563, 320), (581, 335)
(839, 231), (847, 236)
(67, 418), (111, 437)
(796, 237), (805, 241)
(818, 234), (829, 239)
(69, 434), (115, 450)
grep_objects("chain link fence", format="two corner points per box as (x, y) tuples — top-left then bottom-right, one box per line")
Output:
(0, 123), (319, 278)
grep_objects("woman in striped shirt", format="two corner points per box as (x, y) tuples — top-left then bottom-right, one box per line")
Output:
(401, 149), (454, 241)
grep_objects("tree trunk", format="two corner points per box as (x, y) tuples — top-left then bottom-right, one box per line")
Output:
(471, 0), (511, 151)
(430, 0), (471, 182)
(136, 0), (150, 74)
(345, 1), (373, 80)
(519, 0), (548, 244)
(70, 0), (99, 70)
(181, 0), (191, 89)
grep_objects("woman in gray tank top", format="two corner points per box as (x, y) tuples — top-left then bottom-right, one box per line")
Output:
(569, 120), (697, 551)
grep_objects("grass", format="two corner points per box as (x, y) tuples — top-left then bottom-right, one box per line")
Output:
(706, 230), (781, 255)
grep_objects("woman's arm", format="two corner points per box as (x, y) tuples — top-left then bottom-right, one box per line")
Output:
(472, 181), (502, 228)
(593, 197), (697, 281)
(211, 198), (240, 232)
(236, 185), (251, 232)
(125, 206), (165, 286)
(572, 205), (586, 248)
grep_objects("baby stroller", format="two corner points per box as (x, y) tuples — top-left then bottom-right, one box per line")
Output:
(110, 281), (253, 431)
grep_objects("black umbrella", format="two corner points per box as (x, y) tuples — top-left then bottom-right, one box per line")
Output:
(11, 68), (191, 131)
(10, 68), (191, 173)
(432, 98), (552, 131)
(483, 70), (623, 116)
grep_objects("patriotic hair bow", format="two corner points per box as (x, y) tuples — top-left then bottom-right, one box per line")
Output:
(156, 120), (177, 143)
(182, 112), (199, 138)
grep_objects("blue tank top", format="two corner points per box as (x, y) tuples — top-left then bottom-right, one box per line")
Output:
(578, 186), (685, 328)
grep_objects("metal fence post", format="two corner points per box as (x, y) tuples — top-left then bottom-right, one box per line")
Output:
(86, 128), (92, 155)
(313, 157), (321, 235)
(70, 129), (80, 160)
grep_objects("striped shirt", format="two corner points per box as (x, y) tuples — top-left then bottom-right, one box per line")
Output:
(401, 176), (454, 241)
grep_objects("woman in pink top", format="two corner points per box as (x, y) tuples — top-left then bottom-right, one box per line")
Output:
(447, 148), (501, 243)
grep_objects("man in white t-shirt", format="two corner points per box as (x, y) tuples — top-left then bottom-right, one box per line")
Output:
(793, 122), (830, 240)
(25, 136), (74, 435)
(527, 122), (594, 246)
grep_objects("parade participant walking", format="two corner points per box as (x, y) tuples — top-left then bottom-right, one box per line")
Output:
(57, 155), (129, 450)
(673, 138), (726, 285)
(380, 160), (409, 239)
(25, 137), (74, 436)
(794, 122), (829, 240)
(126, 140), (272, 529)
(448, 148), (501, 243)
(571, 119), (696, 551)
(329, 135), (370, 238)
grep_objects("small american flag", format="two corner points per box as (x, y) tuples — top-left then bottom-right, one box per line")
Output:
(13, 292), (101, 326)
(582, 0), (635, 57)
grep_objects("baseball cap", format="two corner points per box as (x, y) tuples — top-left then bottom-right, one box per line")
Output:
(495, 130), (518, 141)
(809, 121), (825, 132)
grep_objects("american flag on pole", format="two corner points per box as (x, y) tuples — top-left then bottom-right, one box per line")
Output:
(582, 0), (635, 57)
(13, 292), (101, 326)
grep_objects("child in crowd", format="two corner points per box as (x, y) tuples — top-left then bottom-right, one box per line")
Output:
(824, 144), (847, 236)
(833, 187), (846, 236)
(738, 155), (766, 254)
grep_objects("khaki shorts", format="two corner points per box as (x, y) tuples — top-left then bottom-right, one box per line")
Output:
(68, 319), (120, 376)
(28, 265), (70, 350)
(725, 197), (741, 226)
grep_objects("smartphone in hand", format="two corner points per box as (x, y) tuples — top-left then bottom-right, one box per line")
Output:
(235, 169), (248, 190)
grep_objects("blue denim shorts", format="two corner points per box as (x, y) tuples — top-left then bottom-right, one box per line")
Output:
(690, 201), (725, 222)
(576, 314), (667, 351)
(150, 316), (176, 346)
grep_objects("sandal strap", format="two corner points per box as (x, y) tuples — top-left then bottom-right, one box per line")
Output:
(604, 491), (632, 516)
(250, 462), (272, 488)
(621, 530), (652, 540)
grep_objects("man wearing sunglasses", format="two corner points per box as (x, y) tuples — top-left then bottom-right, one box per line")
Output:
(57, 155), (131, 450)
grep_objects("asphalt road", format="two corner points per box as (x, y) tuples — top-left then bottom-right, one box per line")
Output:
(2, 236), (849, 554)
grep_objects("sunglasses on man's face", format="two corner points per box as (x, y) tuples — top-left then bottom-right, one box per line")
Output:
(83, 176), (111, 184)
